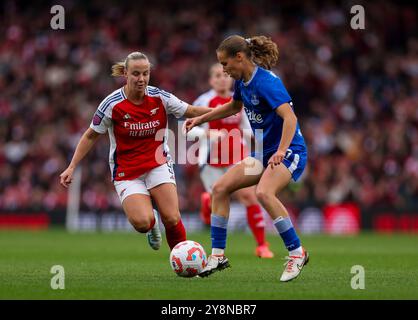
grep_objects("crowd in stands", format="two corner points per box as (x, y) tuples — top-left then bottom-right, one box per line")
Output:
(0, 0), (416, 213)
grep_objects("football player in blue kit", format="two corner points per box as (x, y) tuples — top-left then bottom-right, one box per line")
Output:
(184, 35), (309, 282)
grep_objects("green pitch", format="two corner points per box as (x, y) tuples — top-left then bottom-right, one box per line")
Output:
(1, 229), (417, 299)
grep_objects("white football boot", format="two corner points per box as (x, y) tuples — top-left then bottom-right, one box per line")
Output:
(280, 247), (309, 282)
(198, 255), (230, 277)
(146, 210), (162, 250)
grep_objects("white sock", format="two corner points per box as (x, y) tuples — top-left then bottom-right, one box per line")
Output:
(289, 246), (303, 257)
(212, 248), (224, 256)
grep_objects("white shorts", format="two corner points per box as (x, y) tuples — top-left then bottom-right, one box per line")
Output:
(114, 162), (176, 204)
(200, 164), (234, 193)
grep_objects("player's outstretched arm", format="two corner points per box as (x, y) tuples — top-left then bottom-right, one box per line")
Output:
(59, 128), (103, 188)
(183, 105), (213, 118)
(184, 100), (243, 133)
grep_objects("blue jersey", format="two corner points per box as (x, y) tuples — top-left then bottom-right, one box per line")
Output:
(233, 66), (307, 181)
(233, 66), (306, 154)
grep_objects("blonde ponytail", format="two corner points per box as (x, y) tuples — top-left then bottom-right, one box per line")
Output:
(111, 52), (149, 77)
(111, 62), (125, 77)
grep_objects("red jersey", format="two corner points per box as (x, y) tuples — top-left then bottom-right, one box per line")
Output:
(193, 91), (249, 167)
(90, 86), (188, 181)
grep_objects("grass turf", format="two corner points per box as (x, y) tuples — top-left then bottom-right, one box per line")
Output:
(0, 229), (417, 299)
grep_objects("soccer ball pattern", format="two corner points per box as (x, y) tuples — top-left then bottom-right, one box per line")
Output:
(169, 240), (207, 277)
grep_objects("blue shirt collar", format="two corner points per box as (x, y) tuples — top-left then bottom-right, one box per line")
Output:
(243, 65), (259, 86)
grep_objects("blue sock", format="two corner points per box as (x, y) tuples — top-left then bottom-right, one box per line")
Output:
(211, 214), (228, 249)
(273, 216), (301, 251)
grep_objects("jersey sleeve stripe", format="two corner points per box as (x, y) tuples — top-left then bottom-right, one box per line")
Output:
(98, 92), (122, 111)
(147, 86), (158, 93)
(120, 88), (127, 99)
(99, 93), (121, 112)
(99, 93), (123, 112)
(160, 90), (171, 99)
(147, 86), (171, 99)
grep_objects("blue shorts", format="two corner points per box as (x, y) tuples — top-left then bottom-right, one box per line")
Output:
(251, 147), (307, 181)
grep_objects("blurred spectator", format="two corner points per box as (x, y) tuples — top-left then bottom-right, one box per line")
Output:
(0, 0), (416, 213)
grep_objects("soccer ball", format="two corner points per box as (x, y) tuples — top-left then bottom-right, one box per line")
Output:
(169, 240), (207, 277)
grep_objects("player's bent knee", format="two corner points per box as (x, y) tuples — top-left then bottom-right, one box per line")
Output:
(128, 217), (152, 233)
(212, 181), (229, 198)
(255, 189), (273, 205)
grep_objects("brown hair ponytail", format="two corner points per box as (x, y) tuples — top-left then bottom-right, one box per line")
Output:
(217, 35), (279, 70)
(247, 36), (279, 70)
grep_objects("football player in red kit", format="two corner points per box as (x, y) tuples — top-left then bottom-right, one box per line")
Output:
(189, 63), (274, 258)
(60, 52), (212, 251)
